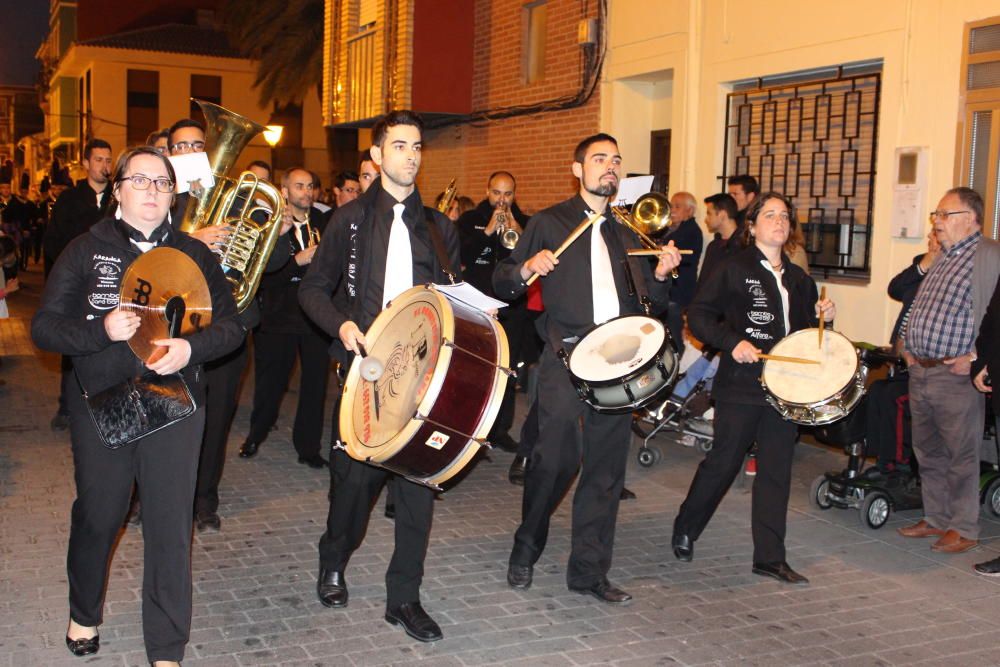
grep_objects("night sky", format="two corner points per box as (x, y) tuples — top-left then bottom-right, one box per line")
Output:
(0, 1), (50, 86)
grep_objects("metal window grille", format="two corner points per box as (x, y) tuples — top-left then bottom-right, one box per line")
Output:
(721, 69), (882, 281)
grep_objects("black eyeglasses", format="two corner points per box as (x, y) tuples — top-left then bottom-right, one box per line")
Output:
(170, 141), (205, 153)
(929, 210), (971, 222)
(120, 175), (174, 193)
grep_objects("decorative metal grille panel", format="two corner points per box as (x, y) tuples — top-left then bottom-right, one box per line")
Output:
(722, 70), (882, 280)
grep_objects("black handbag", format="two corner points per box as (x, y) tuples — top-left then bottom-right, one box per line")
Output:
(81, 372), (196, 449)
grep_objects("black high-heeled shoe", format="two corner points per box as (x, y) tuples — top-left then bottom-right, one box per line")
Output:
(65, 633), (99, 657)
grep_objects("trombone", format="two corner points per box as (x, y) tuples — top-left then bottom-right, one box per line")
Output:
(610, 192), (678, 277)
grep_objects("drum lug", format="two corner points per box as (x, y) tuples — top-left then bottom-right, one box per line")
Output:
(474, 438), (492, 450)
(498, 366), (517, 378)
(623, 381), (636, 404)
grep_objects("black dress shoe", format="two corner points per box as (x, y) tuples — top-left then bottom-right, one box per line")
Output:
(298, 454), (329, 469)
(317, 568), (348, 608)
(65, 633), (99, 657)
(752, 561), (809, 585)
(384, 601), (442, 642)
(508, 456), (528, 485)
(569, 579), (632, 605)
(620, 487), (637, 500)
(238, 440), (260, 458)
(51, 412), (70, 432)
(672, 533), (693, 562)
(195, 511), (221, 532)
(507, 563), (533, 589)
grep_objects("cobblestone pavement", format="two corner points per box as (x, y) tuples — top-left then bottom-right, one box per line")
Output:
(4, 266), (1000, 666)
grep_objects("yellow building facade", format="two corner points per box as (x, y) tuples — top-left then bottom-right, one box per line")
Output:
(604, 0), (1000, 344)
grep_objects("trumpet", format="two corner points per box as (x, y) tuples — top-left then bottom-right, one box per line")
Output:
(496, 205), (519, 249)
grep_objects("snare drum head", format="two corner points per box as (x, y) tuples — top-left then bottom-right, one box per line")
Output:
(762, 329), (858, 404)
(340, 287), (446, 454)
(569, 315), (665, 382)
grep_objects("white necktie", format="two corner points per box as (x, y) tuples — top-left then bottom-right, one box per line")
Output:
(383, 203), (413, 308)
(293, 221), (306, 250)
(590, 216), (619, 324)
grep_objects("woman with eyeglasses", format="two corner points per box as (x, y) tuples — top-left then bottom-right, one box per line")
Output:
(670, 192), (835, 586)
(31, 146), (243, 666)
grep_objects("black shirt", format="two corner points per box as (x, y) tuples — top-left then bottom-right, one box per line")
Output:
(492, 193), (671, 345)
(697, 224), (745, 292)
(43, 179), (111, 264)
(660, 216), (703, 307)
(457, 199), (529, 299)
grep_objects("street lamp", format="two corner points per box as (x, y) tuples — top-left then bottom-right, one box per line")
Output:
(263, 125), (283, 147)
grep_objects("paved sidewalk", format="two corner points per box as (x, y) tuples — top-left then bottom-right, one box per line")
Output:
(4, 265), (1000, 666)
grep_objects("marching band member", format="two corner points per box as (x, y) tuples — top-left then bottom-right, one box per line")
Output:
(671, 192), (835, 585)
(32, 146), (242, 665)
(299, 110), (460, 642)
(493, 133), (681, 604)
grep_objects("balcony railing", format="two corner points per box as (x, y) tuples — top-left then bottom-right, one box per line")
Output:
(346, 29), (379, 121)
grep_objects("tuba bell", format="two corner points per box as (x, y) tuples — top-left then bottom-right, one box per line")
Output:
(178, 99), (285, 312)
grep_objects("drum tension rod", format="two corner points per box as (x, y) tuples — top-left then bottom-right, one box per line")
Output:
(441, 338), (516, 377)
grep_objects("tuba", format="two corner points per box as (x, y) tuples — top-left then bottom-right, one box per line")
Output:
(178, 99), (285, 312)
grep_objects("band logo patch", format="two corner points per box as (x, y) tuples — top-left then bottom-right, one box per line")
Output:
(426, 431), (449, 450)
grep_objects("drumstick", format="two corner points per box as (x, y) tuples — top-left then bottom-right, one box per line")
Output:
(525, 212), (604, 286)
(758, 353), (821, 365)
(818, 286), (827, 348)
(626, 248), (695, 256)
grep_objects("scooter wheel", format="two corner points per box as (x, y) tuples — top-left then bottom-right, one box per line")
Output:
(984, 477), (1000, 517)
(860, 491), (891, 529)
(697, 439), (713, 454)
(809, 475), (833, 510)
(637, 446), (659, 467)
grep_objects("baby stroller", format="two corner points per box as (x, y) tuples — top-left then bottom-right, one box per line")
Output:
(632, 376), (714, 465)
(808, 347), (922, 529)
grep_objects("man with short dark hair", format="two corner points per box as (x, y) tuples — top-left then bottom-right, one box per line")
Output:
(41, 138), (113, 431)
(332, 171), (361, 208)
(240, 167), (331, 468)
(358, 149), (379, 193)
(167, 119), (206, 154)
(494, 133), (681, 604)
(300, 110), (460, 642)
(727, 174), (759, 227)
(699, 192), (741, 287)
(457, 170), (529, 451)
(897, 187), (1000, 554)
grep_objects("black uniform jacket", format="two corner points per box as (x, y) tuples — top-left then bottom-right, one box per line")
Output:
(973, 274), (1000, 412)
(258, 205), (331, 336)
(32, 218), (244, 398)
(298, 179), (461, 362)
(688, 245), (820, 405)
(42, 179), (111, 264)
(492, 193), (671, 347)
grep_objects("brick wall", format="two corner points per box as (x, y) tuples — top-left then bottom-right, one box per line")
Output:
(416, 0), (601, 216)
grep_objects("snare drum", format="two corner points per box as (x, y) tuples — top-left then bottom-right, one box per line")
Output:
(567, 315), (678, 414)
(761, 328), (867, 425)
(339, 285), (510, 489)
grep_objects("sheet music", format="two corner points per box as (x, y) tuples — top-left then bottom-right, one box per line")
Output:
(615, 175), (655, 206)
(168, 152), (216, 194)
(435, 282), (508, 312)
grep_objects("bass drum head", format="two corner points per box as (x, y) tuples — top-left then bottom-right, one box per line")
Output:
(339, 286), (448, 461)
(569, 315), (666, 383)
(763, 328), (858, 405)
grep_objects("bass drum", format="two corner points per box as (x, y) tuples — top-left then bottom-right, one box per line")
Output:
(567, 314), (678, 414)
(339, 285), (509, 489)
(761, 328), (867, 425)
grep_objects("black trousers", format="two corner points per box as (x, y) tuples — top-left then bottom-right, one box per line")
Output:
(864, 376), (910, 468)
(57, 354), (73, 416)
(194, 341), (248, 515)
(673, 401), (797, 563)
(318, 449), (434, 607)
(510, 345), (632, 588)
(66, 388), (203, 663)
(247, 329), (330, 458)
(490, 306), (532, 439)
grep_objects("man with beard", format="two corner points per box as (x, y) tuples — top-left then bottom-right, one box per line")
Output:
(300, 110), (460, 642)
(457, 171), (529, 451)
(493, 133), (681, 603)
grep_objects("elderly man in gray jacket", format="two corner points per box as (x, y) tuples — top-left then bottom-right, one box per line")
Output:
(896, 187), (1000, 553)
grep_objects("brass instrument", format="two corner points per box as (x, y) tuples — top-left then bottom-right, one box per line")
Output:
(178, 99), (285, 312)
(305, 211), (322, 247)
(437, 178), (458, 214)
(496, 205), (519, 249)
(610, 192), (676, 277)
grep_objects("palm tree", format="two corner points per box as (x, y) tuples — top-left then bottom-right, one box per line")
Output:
(220, 0), (325, 108)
